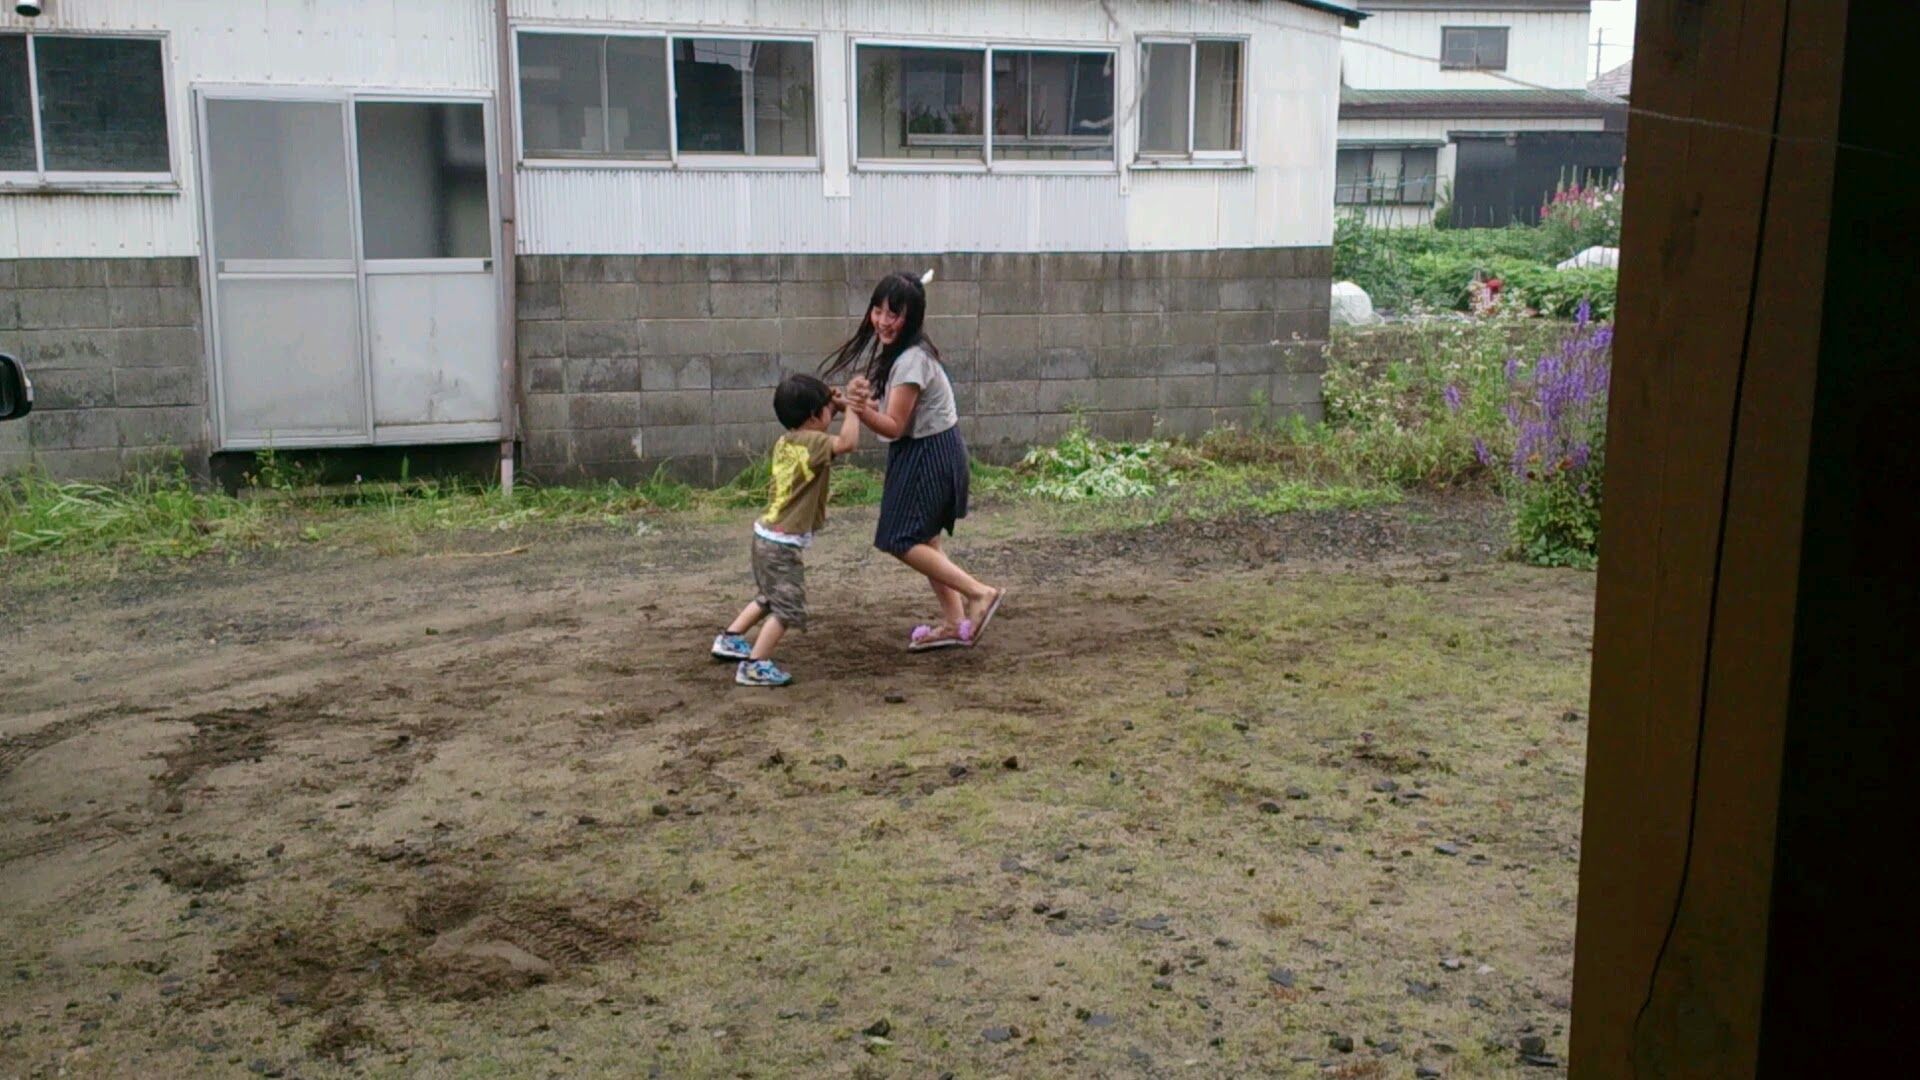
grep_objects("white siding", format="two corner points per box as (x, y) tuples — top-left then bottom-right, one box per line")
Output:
(0, 0), (496, 258)
(1341, 8), (1591, 91)
(511, 0), (1342, 252)
(1, 0), (1346, 258)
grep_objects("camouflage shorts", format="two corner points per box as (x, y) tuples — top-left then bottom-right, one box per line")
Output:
(751, 536), (808, 631)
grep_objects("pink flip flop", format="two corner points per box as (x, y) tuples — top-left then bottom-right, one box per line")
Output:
(908, 624), (965, 652)
(959, 589), (1007, 647)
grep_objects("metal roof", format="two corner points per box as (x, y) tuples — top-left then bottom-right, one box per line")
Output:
(1268, 0), (1368, 27)
(1589, 61), (1632, 102)
(1340, 88), (1620, 119)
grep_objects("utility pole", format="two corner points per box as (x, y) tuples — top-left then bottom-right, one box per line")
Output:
(1593, 28), (1605, 80)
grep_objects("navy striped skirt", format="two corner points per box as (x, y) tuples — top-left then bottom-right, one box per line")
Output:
(875, 425), (970, 556)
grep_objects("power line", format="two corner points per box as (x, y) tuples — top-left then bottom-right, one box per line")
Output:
(1153, 0), (1909, 163)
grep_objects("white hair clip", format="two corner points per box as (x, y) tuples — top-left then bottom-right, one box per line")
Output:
(920, 269), (936, 285)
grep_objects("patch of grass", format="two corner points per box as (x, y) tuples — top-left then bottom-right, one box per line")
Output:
(0, 469), (273, 560)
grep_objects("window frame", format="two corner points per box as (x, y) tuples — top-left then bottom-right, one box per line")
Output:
(0, 30), (179, 194)
(1131, 34), (1250, 170)
(1439, 26), (1511, 72)
(1334, 143), (1441, 206)
(511, 24), (822, 172)
(849, 36), (1121, 176)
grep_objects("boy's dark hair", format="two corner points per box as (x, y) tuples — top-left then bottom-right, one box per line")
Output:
(773, 372), (834, 429)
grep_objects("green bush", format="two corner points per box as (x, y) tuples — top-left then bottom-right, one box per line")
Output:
(1017, 422), (1177, 501)
(1509, 449), (1604, 569)
(1333, 214), (1617, 318)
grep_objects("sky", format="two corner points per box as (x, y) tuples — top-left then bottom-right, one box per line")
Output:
(1589, 0), (1638, 80)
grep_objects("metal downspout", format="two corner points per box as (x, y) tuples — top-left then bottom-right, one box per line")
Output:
(494, 0), (520, 495)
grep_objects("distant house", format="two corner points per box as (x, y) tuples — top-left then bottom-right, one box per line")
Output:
(1336, 0), (1627, 227)
(1, 0), (1362, 484)
(1589, 59), (1631, 103)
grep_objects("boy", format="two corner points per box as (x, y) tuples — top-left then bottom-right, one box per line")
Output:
(711, 373), (864, 686)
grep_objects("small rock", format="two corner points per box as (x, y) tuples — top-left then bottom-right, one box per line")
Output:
(1434, 842), (1461, 857)
(1267, 969), (1296, 988)
(265, 844), (284, 859)
(1406, 981), (1439, 1000)
(1000, 856), (1025, 873)
(651, 803), (671, 817)
(824, 754), (847, 771)
(1372, 778), (1399, 793)
(763, 751), (786, 768)
(1214, 937), (1235, 949)
(1523, 1055), (1560, 1068)
(1002, 755), (1020, 770)
(1085, 1012), (1117, 1029)
(1052, 851), (1070, 863)
(863, 1019), (891, 1038)
(777, 1010), (803, 1021)
(1377, 1040), (1400, 1055)
(1257, 801), (1282, 815)
(1441, 957), (1465, 972)
(1032, 901), (1051, 915)
(983, 1025), (1017, 1044)
(1518, 1036), (1547, 1056)
(1151, 978), (1173, 991)
(1416, 1068), (1443, 1078)
(885, 693), (907, 704)
(1330, 1035), (1354, 1054)
(1131, 915), (1170, 932)
(948, 764), (969, 779)
(1562, 710), (1583, 723)
(1285, 786), (1310, 800)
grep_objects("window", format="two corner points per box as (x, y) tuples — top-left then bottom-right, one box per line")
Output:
(673, 39), (815, 157)
(1335, 147), (1439, 205)
(355, 102), (492, 259)
(991, 50), (1114, 162)
(1441, 27), (1509, 71)
(516, 31), (815, 163)
(1, 33), (171, 184)
(1138, 39), (1244, 160)
(856, 45), (986, 162)
(854, 42), (1116, 167)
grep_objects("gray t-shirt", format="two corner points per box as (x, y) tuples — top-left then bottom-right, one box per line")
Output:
(881, 345), (959, 441)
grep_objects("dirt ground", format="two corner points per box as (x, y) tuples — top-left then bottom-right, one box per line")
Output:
(0, 493), (1594, 1079)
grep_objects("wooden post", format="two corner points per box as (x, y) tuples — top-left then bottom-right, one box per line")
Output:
(1573, 1), (1920, 1074)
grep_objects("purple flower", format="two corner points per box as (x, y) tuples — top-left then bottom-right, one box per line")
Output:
(1473, 438), (1492, 467)
(1443, 384), (1463, 414)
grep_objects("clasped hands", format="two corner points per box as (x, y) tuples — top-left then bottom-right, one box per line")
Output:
(831, 376), (875, 416)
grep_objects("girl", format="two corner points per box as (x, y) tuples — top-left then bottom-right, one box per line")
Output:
(823, 271), (1005, 650)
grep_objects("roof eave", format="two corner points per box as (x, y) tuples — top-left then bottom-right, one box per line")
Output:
(1285, 0), (1369, 27)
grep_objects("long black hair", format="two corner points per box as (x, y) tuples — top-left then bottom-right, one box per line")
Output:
(819, 271), (941, 394)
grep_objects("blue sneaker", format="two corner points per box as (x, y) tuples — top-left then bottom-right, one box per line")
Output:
(735, 659), (792, 687)
(711, 632), (753, 661)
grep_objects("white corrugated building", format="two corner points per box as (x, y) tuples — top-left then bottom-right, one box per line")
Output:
(1336, 0), (1625, 228)
(1, 0), (1359, 483)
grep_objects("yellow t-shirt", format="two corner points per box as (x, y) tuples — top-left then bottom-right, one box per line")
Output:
(759, 429), (836, 539)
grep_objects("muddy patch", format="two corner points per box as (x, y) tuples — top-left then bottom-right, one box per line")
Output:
(151, 848), (247, 893)
(207, 874), (657, 1013)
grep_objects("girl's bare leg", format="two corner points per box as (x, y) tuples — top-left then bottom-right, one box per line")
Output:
(925, 536), (965, 629)
(897, 542), (1000, 627)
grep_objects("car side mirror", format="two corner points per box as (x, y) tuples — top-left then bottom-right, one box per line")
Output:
(0, 353), (32, 421)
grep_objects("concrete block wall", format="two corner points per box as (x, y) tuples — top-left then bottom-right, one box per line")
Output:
(0, 258), (210, 480)
(516, 250), (1332, 484)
